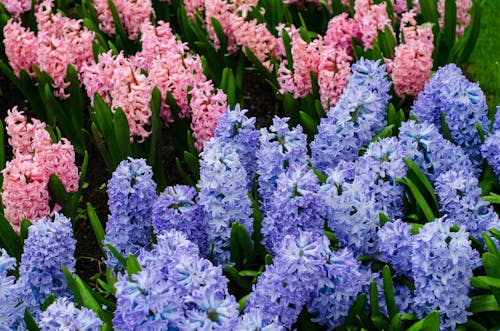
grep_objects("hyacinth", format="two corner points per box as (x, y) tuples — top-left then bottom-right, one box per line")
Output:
(0, 249), (25, 329)
(81, 51), (153, 142)
(91, 0), (115, 35)
(39, 297), (103, 330)
(18, 213), (76, 316)
(354, 0), (394, 49)
(245, 231), (328, 328)
(481, 129), (500, 178)
(435, 169), (500, 240)
(318, 46), (352, 109)
(438, 0), (471, 37)
(3, 19), (38, 77)
(277, 34), (321, 98)
(323, 13), (361, 55)
(356, 137), (407, 218)
(152, 185), (207, 252)
(307, 248), (366, 329)
(370, 271), (413, 316)
(411, 64), (489, 167)
(261, 164), (325, 254)
(204, 0), (239, 52)
(1, 107), (79, 232)
(411, 218), (480, 330)
(0, 0), (31, 17)
(256, 117), (309, 214)
(398, 120), (476, 182)
(388, 11), (434, 98)
(311, 58), (390, 172)
(97, 0), (153, 40)
(197, 138), (253, 264)
(214, 104), (259, 187)
(377, 220), (413, 275)
(103, 158), (157, 272)
(235, 309), (285, 331)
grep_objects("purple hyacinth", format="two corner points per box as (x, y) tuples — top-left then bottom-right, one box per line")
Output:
(261, 164), (325, 254)
(39, 297), (103, 331)
(235, 308), (285, 331)
(377, 220), (413, 275)
(152, 185), (207, 252)
(103, 158), (157, 273)
(0, 249), (25, 329)
(311, 58), (391, 172)
(411, 63), (489, 167)
(214, 104), (260, 188)
(18, 213), (76, 316)
(197, 137), (253, 265)
(411, 217), (480, 330)
(256, 116), (309, 215)
(399, 120), (476, 182)
(245, 231), (327, 328)
(435, 169), (500, 240)
(481, 129), (500, 178)
(307, 248), (366, 329)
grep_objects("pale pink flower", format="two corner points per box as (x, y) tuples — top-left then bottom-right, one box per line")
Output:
(3, 19), (38, 77)
(354, 0), (394, 49)
(114, 0), (153, 40)
(0, 0), (31, 17)
(387, 11), (434, 98)
(318, 46), (352, 109)
(1, 108), (79, 232)
(184, 0), (205, 19)
(204, 0), (239, 52)
(91, 0), (115, 35)
(324, 13), (361, 55)
(438, 0), (471, 37)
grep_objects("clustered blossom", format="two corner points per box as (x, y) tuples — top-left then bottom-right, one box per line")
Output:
(387, 11), (434, 98)
(438, 0), (472, 37)
(18, 213), (76, 317)
(256, 117), (309, 214)
(81, 51), (153, 142)
(2, 20), (38, 76)
(411, 218), (480, 330)
(481, 115), (500, 177)
(318, 46), (353, 109)
(354, 0), (394, 49)
(411, 64), (490, 168)
(197, 138), (253, 265)
(1, 107), (79, 232)
(103, 158), (157, 273)
(152, 185), (207, 252)
(435, 169), (500, 240)
(311, 58), (391, 172)
(0, 249), (25, 329)
(235, 309), (284, 331)
(377, 220), (413, 275)
(114, 230), (239, 329)
(0, 0), (32, 17)
(323, 13), (361, 55)
(39, 297), (103, 330)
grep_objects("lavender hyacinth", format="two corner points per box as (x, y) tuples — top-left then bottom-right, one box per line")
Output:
(197, 137), (253, 265)
(235, 309), (284, 331)
(261, 164), (325, 253)
(481, 130), (500, 178)
(152, 185), (207, 252)
(103, 158), (157, 272)
(256, 116), (309, 214)
(435, 169), (500, 240)
(411, 217), (480, 330)
(377, 220), (413, 275)
(39, 297), (103, 330)
(0, 249), (24, 329)
(311, 58), (391, 172)
(411, 63), (489, 167)
(214, 104), (259, 188)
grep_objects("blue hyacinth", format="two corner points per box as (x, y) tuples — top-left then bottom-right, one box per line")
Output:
(256, 116), (309, 215)
(261, 164), (325, 254)
(19, 213), (76, 317)
(214, 104), (260, 188)
(235, 308), (284, 331)
(411, 64), (489, 167)
(399, 120), (476, 182)
(152, 185), (207, 252)
(39, 297), (103, 331)
(377, 220), (413, 276)
(411, 217), (480, 330)
(0, 249), (25, 329)
(481, 130), (500, 178)
(435, 169), (500, 240)
(197, 137), (253, 265)
(311, 58), (391, 172)
(103, 158), (157, 273)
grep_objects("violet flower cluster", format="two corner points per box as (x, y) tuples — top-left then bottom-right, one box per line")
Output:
(0, 249), (25, 329)
(39, 297), (103, 330)
(481, 108), (500, 177)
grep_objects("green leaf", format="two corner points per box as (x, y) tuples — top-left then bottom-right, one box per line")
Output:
(238, 294), (249, 312)
(113, 108), (131, 157)
(20, 219), (31, 247)
(389, 313), (402, 331)
(211, 17), (228, 54)
(469, 295), (500, 313)
(126, 254), (142, 280)
(0, 214), (22, 261)
(87, 203), (105, 255)
(48, 174), (72, 218)
(299, 111), (318, 141)
(440, 112), (453, 142)
(418, 0), (438, 23)
(175, 157), (196, 186)
(24, 308), (40, 331)
(75, 275), (105, 318)
(442, 0), (457, 49)
(484, 193), (500, 204)
(404, 158), (440, 215)
(490, 228), (500, 242)
(244, 47), (279, 92)
(41, 294), (57, 311)
(379, 212), (390, 226)
(470, 276), (500, 289)
(265, 254), (273, 265)
(282, 29), (294, 71)
(105, 244), (126, 266)
(396, 177), (436, 222)
(456, 0), (481, 65)
(62, 265), (83, 306)
(238, 270), (261, 277)
(382, 265), (398, 319)
(221, 67), (236, 106)
(183, 151), (200, 180)
(371, 124), (395, 142)
(422, 311), (440, 331)
(230, 222), (254, 269)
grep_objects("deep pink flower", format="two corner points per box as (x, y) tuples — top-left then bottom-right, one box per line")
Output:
(324, 13), (361, 55)
(3, 19), (38, 77)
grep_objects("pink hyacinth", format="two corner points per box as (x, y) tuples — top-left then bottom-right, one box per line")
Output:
(438, 0), (471, 37)
(204, 0), (239, 52)
(3, 19), (38, 77)
(189, 81), (227, 150)
(318, 46), (352, 109)
(387, 11), (434, 98)
(184, 0), (205, 19)
(91, 0), (115, 35)
(354, 0), (394, 49)
(0, 0), (31, 17)
(1, 107), (79, 233)
(324, 13), (361, 55)
(277, 32), (321, 98)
